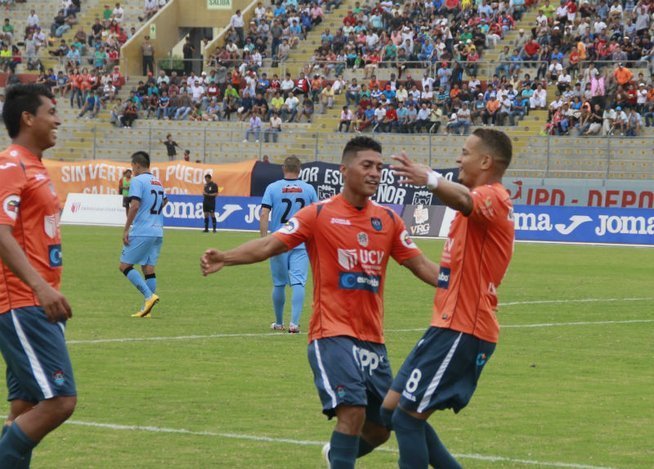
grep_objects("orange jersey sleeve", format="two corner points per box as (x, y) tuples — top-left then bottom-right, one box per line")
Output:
(0, 145), (62, 313)
(273, 195), (421, 343)
(431, 183), (515, 343)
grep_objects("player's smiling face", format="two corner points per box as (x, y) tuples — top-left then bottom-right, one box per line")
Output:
(343, 149), (383, 199)
(29, 96), (60, 151)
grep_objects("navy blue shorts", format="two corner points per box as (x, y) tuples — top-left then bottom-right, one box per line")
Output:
(391, 327), (495, 414)
(307, 336), (392, 424)
(0, 307), (77, 402)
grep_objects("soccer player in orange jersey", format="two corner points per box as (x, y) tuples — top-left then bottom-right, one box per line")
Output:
(0, 84), (77, 466)
(201, 136), (440, 468)
(381, 128), (515, 469)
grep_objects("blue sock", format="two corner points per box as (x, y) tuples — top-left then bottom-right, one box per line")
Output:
(290, 284), (305, 326)
(124, 267), (153, 299)
(0, 423), (36, 468)
(425, 423), (461, 469)
(392, 408), (428, 469)
(145, 274), (157, 294)
(357, 438), (376, 458)
(329, 431), (359, 469)
(272, 286), (285, 325)
(380, 406), (393, 429)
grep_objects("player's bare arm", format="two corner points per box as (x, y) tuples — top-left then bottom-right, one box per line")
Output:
(201, 235), (287, 276)
(0, 225), (72, 322)
(402, 253), (440, 287)
(259, 207), (271, 237)
(123, 199), (140, 245)
(391, 152), (473, 215)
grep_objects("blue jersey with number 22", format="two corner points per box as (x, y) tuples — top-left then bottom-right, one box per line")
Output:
(261, 178), (318, 244)
(129, 172), (167, 237)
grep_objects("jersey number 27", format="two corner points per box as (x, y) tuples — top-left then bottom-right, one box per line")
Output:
(150, 189), (165, 215)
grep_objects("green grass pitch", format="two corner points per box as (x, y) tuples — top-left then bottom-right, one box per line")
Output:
(4, 226), (653, 468)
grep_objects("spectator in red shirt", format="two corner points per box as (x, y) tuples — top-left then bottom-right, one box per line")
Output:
(382, 104), (398, 132)
(522, 38), (541, 62)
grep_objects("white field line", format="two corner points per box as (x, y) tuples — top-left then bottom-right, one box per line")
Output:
(500, 297), (654, 306)
(66, 297), (654, 345)
(66, 319), (654, 345)
(64, 419), (617, 469)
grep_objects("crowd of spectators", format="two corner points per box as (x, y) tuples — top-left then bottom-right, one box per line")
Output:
(5, 0), (653, 139)
(500, 0), (654, 136)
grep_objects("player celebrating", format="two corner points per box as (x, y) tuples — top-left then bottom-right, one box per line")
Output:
(0, 84), (77, 466)
(259, 155), (317, 333)
(202, 174), (219, 233)
(119, 151), (167, 318)
(202, 137), (440, 467)
(381, 128), (515, 468)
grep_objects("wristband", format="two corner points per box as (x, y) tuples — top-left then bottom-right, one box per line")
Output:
(426, 170), (442, 191)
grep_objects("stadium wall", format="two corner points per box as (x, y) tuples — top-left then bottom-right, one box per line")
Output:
(61, 194), (654, 246)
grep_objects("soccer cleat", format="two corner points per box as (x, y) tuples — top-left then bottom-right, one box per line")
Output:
(321, 443), (331, 468)
(270, 322), (285, 331)
(132, 294), (159, 318)
(288, 323), (300, 334)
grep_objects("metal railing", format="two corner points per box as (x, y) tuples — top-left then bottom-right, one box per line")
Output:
(30, 125), (653, 181)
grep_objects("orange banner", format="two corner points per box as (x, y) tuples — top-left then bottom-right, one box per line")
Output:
(43, 159), (255, 200)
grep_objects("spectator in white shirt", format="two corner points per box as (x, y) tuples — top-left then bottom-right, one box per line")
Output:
(27, 10), (40, 29)
(113, 3), (125, 23)
(338, 105), (353, 132)
(244, 113), (262, 142)
(230, 10), (245, 46)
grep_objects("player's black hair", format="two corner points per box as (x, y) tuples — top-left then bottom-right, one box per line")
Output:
(472, 128), (512, 170)
(282, 155), (301, 174)
(131, 151), (151, 168)
(341, 136), (382, 164)
(2, 84), (55, 139)
(204, 174), (212, 179)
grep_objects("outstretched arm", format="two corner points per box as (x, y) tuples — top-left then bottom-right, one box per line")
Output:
(402, 254), (439, 287)
(391, 152), (473, 215)
(201, 235), (287, 276)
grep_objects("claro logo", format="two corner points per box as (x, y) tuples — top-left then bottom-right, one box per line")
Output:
(514, 212), (654, 236)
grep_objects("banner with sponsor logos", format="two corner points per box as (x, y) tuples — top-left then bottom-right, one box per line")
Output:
(506, 178), (654, 208)
(61, 194), (126, 226)
(512, 205), (654, 245)
(163, 195), (262, 229)
(250, 161), (459, 206)
(61, 193), (654, 246)
(44, 159), (255, 201)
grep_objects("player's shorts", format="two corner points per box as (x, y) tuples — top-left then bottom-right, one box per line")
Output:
(391, 327), (495, 414)
(0, 307), (76, 402)
(307, 336), (392, 424)
(269, 249), (309, 287)
(120, 236), (163, 266)
(203, 200), (216, 213)
(122, 196), (130, 209)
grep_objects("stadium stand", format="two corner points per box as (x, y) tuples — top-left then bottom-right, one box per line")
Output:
(0, 0), (652, 179)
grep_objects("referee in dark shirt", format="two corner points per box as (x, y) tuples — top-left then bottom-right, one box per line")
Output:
(202, 174), (219, 232)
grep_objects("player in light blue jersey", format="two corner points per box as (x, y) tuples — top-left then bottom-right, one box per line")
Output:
(259, 156), (318, 333)
(119, 151), (167, 318)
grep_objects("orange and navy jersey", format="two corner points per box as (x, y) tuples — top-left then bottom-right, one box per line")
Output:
(272, 194), (421, 344)
(0, 145), (62, 313)
(431, 183), (514, 343)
